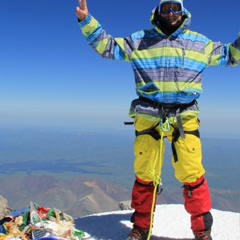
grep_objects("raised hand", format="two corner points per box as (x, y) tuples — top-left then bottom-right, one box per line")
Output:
(75, 0), (89, 21)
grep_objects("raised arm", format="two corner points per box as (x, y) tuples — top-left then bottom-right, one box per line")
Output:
(229, 33), (240, 65)
(75, 0), (89, 21)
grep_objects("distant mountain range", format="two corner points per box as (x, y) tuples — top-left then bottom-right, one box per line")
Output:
(0, 128), (239, 218)
(0, 175), (239, 218)
(0, 176), (130, 218)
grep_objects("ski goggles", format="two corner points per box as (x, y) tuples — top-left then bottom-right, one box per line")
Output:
(159, 2), (183, 15)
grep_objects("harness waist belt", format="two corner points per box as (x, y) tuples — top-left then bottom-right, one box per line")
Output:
(139, 97), (197, 139)
(138, 97), (196, 110)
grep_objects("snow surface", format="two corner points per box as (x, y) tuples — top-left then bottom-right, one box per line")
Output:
(75, 204), (240, 240)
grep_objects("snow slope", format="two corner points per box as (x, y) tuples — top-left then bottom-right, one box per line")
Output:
(75, 204), (240, 240)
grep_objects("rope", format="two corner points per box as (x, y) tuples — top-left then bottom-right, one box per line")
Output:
(146, 126), (165, 240)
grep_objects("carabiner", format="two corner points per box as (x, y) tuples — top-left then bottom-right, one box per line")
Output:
(160, 117), (170, 132)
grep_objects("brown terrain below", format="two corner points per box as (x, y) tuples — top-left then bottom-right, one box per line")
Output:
(0, 175), (239, 218)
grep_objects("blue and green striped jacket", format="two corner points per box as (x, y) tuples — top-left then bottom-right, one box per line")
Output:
(79, 7), (239, 117)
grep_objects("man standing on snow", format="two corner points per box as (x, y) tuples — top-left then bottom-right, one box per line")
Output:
(75, 0), (240, 239)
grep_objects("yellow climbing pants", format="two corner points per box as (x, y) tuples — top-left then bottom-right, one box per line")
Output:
(133, 116), (205, 184)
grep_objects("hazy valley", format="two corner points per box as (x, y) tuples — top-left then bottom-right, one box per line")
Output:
(0, 127), (239, 217)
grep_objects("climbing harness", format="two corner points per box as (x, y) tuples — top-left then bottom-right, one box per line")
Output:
(135, 122), (160, 140)
(138, 96), (197, 140)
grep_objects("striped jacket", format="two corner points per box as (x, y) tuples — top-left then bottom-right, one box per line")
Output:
(79, 8), (240, 118)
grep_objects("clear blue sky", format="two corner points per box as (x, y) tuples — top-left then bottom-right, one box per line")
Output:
(0, 0), (239, 138)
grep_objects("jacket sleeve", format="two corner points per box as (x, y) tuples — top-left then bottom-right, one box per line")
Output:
(207, 33), (240, 67)
(229, 33), (240, 66)
(78, 14), (132, 62)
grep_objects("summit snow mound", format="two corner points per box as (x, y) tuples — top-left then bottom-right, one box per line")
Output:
(75, 204), (240, 240)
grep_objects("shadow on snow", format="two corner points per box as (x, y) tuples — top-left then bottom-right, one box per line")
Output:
(75, 212), (192, 240)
